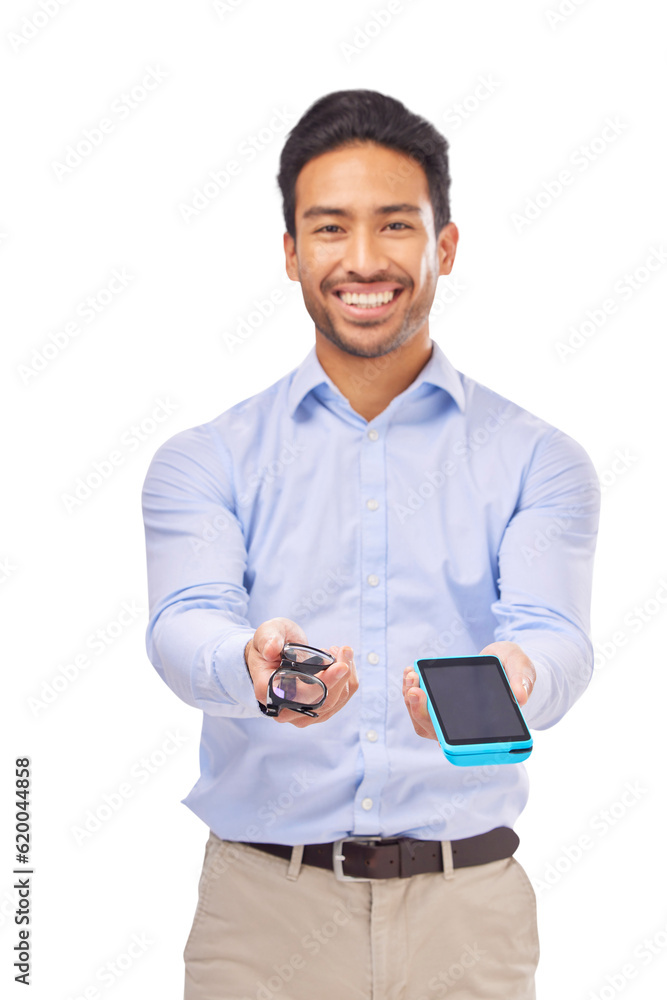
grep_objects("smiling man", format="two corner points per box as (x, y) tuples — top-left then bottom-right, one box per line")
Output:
(142, 89), (600, 1000)
(284, 140), (457, 423)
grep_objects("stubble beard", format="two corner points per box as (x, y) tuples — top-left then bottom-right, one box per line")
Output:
(300, 281), (433, 360)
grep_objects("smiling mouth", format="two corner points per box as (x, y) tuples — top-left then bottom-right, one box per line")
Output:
(333, 287), (404, 315)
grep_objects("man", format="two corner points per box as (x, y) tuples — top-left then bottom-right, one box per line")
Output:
(142, 89), (600, 999)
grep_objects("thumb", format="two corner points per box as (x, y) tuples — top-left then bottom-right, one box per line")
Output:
(262, 632), (285, 661)
(509, 672), (532, 707)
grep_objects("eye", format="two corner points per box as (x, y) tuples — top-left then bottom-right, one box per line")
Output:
(385, 222), (411, 230)
(315, 224), (343, 233)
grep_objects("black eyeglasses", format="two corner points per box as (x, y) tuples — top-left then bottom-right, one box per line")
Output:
(259, 642), (336, 718)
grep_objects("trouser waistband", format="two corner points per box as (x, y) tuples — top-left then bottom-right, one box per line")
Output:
(241, 826), (519, 880)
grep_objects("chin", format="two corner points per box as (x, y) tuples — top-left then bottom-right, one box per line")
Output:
(329, 328), (409, 360)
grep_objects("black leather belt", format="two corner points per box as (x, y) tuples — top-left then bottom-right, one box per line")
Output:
(245, 826), (519, 881)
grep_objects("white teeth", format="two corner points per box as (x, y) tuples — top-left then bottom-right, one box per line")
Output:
(339, 289), (397, 307)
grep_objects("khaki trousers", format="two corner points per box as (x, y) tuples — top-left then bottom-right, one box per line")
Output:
(184, 831), (539, 1000)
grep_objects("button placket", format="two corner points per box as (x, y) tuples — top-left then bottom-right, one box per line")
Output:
(354, 422), (390, 832)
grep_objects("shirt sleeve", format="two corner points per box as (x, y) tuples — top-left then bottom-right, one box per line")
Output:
(141, 422), (261, 718)
(490, 426), (601, 730)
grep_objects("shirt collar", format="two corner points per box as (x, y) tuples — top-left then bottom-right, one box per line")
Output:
(287, 339), (466, 418)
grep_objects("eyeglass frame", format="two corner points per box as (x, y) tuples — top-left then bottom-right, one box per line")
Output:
(258, 642), (336, 718)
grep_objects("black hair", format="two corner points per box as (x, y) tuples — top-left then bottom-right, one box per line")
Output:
(277, 89), (451, 239)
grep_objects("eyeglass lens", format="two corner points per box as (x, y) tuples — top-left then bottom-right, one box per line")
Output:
(271, 669), (326, 706)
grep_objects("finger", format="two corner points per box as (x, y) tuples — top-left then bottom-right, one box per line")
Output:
(403, 668), (420, 699)
(273, 616), (309, 647)
(407, 695), (435, 739)
(317, 674), (350, 717)
(320, 646), (355, 686)
(339, 646), (358, 690)
(259, 631), (288, 666)
(316, 647), (357, 716)
(480, 641), (535, 707)
(276, 710), (312, 728)
(505, 656), (535, 703)
(257, 632), (284, 666)
(406, 685), (428, 723)
(259, 617), (310, 664)
(508, 671), (533, 707)
(405, 685), (437, 740)
(330, 645), (354, 668)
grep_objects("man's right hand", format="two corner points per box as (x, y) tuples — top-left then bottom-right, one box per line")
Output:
(244, 617), (358, 728)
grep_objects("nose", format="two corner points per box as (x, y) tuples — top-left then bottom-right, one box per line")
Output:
(339, 225), (390, 277)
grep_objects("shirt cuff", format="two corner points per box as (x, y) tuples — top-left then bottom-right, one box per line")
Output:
(518, 651), (553, 728)
(212, 629), (263, 717)
(515, 634), (593, 731)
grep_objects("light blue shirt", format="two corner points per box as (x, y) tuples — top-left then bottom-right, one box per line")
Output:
(142, 339), (600, 844)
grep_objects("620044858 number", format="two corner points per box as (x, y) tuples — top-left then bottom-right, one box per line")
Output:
(15, 757), (31, 863)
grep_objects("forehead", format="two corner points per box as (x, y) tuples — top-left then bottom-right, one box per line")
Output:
(294, 141), (432, 219)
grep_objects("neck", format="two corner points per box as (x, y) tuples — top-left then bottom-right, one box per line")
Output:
(314, 329), (433, 422)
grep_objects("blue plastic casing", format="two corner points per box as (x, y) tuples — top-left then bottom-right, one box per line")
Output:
(413, 656), (533, 766)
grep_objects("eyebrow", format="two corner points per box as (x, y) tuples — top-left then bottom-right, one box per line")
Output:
(301, 203), (422, 220)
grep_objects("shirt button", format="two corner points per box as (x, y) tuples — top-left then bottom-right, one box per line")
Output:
(361, 797), (373, 811)
(367, 652), (379, 664)
(366, 730), (379, 742)
(367, 574), (379, 587)
(367, 429), (379, 441)
(366, 498), (379, 511)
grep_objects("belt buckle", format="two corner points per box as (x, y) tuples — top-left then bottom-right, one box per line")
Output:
(332, 836), (384, 882)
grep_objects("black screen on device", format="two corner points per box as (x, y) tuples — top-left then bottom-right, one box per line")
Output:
(418, 658), (531, 744)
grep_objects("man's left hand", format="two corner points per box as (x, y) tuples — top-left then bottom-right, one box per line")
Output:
(403, 641), (536, 741)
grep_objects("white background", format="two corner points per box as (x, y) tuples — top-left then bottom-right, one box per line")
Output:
(2, 0), (666, 997)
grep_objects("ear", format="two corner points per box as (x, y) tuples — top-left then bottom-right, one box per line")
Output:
(283, 231), (299, 282)
(436, 221), (459, 278)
